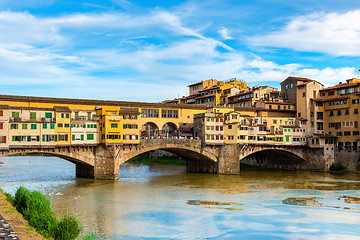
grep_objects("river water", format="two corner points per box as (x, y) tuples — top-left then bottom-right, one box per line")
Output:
(1, 156), (360, 239)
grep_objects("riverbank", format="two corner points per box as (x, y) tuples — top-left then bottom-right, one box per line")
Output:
(0, 191), (46, 240)
(128, 155), (186, 165)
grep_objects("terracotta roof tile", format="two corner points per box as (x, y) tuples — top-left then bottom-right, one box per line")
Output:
(320, 82), (359, 91)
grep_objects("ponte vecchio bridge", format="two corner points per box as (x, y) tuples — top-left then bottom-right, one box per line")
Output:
(0, 94), (332, 180)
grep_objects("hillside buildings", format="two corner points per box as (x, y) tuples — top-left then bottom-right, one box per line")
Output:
(0, 75), (359, 171)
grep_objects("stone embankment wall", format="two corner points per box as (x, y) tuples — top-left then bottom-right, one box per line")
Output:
(335, 150), (360, 171)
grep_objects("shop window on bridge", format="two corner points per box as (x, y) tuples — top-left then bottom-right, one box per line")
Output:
(142, 109), (159, 118)
(61, 113), (70, 118)
(59, 134), (68, 141)
(161, 109), (178, 118)
(111, 123), (118, 128)
(107, 134), (121, 140)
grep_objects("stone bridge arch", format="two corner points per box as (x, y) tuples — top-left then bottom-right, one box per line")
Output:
(238, 144), (325, 170)
(0, 146), (97, 178)
(117, 139), (219, 174)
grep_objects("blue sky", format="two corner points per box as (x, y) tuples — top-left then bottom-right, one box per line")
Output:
(0, 0), (360, 102)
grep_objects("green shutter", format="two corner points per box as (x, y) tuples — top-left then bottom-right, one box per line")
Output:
(72, 135), (75, 141)
(42, 135), (45, 142)
(50, 123), (55, 129)
(27, 136), (31, 142)
(12, 112), (19, 118)
(12, 136), (15, 141)
(45, 112), (52, 118)
(43, 123), (47, 129)
(31, 124), (37, 130)
(22, 124), (27, 129)
(81, 135), (84, 141)
(55, 135), (58, 142)
(30, 112), (36, 121)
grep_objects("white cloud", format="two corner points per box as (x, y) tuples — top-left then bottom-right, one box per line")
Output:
(0, 9), (357, 102)
(218, 27), (233, 40)
(238, 57), (357, 87)
(250, 10), (360, 56)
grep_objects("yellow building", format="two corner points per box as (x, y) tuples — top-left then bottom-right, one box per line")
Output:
(97, 106), (123, 145)
(194, 78), (248, 106)
(54, 106), (71, 145)
(120, 108), (140, 144)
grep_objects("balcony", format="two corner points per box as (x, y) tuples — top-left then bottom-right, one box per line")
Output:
(72, 116), (99, 121)
(9, 117), (56, 123)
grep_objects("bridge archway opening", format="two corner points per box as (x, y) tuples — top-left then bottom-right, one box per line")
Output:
(141, 122), (160, 138)
(241, 149), (305, 170)
(1, 150), (95, 178)
(161, 122), (178, 138)
(122, 146), (218, 174)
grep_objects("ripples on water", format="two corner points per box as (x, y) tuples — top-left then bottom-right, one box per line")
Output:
(1, 156), (360, 239)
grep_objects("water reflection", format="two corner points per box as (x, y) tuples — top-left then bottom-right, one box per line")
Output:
(2, 157), (360, 239)
(282, 197), (322, 207)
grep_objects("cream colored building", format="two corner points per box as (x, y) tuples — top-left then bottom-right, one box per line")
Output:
(194, 111), (224, 145)
(71, 109), (99, 145)
(8, 107), (56, 147)
(0, 105), (10, 150)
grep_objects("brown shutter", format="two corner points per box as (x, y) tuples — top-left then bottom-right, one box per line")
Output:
(2, 136), (6, 143)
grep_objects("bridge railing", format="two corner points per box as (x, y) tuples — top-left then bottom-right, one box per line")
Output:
(140, 138), (201, 146)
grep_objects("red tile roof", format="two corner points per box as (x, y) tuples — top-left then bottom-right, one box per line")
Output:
(187, 81), (203, 87)
(320, 82), (360, 91)
(281, 76), (314, 85)
(195, 94), (216, 100)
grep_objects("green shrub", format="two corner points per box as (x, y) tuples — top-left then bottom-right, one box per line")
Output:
(14, 187), (53, 215)
(14, 186), (32, 214)
(12, 187), (89, 240)
(53, 215), (82, 240)
(26, 210), (58, 238)
(82, 232), (98, 240)
(329, 162), (346, 171)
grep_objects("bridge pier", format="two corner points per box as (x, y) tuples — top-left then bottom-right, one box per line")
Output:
(93, 145), (120, 180)
(218, 144), (240, 175)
